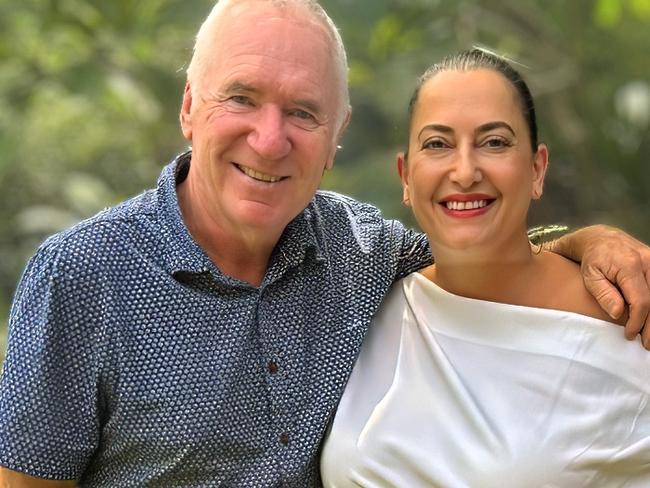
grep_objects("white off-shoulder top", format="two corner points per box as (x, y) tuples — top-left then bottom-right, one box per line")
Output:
(321, 273), (650, 487)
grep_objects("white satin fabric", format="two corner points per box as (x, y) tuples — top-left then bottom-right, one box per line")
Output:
(321, 273), (650, 487)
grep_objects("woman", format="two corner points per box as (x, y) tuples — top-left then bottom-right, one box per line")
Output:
(321, 50), (650, 487)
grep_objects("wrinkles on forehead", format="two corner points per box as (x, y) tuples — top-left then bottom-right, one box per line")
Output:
(194, 10), (338, 120)
(190, 0), (349, 119)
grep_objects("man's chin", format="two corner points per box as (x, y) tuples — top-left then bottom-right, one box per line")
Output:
(232, 202), (300, 235)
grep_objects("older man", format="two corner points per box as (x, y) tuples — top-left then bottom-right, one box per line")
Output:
(1, 1), (649, 486)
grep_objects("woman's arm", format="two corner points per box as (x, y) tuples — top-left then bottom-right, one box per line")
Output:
(546, 225), (650, 348)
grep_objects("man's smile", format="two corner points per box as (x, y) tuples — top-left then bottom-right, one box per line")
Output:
(235, 163), (287, 183)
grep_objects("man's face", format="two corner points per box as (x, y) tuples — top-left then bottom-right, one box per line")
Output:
(180, 5), (348, 237)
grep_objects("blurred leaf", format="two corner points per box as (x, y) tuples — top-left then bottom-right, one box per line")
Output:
(16, 206), (81, 235)
(594, 0), (623, 27)
(629, 0), (650, 19)
(64, 173), (115, 214)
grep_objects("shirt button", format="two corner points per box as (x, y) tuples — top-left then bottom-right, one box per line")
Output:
(268, 361), (279, 374)
(279, 432), (289, 445)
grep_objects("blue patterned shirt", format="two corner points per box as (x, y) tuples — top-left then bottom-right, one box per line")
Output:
(0, 151), (430, 487)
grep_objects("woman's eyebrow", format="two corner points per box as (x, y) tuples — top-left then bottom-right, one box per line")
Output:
(417, 124), (453, 139)
(475, 121), (515, 136)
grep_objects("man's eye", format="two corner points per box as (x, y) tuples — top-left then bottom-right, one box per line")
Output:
(288, 109), (321, 129)
(291, 109), (315, 121)
(230, 95), (251, 105)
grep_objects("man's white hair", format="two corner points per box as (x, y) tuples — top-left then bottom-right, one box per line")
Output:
(186, 0), (350, 120)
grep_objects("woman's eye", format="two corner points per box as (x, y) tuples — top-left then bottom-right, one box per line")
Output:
(422, 139), (448, 150)
(483, 137), (510, 148)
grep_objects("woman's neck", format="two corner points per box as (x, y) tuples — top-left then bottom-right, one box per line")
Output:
(423, 233), (541, 304)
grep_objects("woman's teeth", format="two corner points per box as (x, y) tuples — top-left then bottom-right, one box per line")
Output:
(445, 200), (488, 211)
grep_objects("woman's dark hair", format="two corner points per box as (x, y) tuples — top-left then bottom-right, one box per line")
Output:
(407, 48), (539, 152)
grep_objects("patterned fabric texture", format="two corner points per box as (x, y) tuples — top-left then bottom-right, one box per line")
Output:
(0, 151), (431, 487)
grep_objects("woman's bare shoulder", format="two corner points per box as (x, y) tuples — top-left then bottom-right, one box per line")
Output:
(539, 251), (625, 325)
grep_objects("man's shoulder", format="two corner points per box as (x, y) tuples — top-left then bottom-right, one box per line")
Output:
(311, 190), (387, 224)
(308, 191), (431, 276)
(33, 189), (161, 274)
(53, 188), (156, 238)
(313, 190), (380, 212)
(306, 190), (413, 255)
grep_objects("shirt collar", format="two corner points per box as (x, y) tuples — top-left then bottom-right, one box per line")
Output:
(157, 151), (214, 277)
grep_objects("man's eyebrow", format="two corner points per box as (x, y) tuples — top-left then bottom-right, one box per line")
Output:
(475, 121), (515, 136)
(417, 124), (453, 139)
(222, 81), (322, 115)
(223, 81), (259, 94)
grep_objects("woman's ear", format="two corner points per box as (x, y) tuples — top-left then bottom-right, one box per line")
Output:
(397, 152), (410, 206)
(531, 143), (549, 200)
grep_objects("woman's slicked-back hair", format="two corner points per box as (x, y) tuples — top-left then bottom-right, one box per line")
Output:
(407, 48), (539, 151)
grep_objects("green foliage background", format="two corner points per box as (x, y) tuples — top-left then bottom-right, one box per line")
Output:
(1, 0), (649, 358)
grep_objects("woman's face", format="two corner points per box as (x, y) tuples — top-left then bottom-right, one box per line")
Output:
(398, 68), (548, 254)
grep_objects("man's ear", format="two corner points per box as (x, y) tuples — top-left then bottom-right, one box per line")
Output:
(531, 143), (549, 200)
(397, 152), (410, 205)
(325, 107), (352, 170)
(180, 82), (193, 141)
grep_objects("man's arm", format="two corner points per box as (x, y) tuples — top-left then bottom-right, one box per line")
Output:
(0, 241), (101, 482)
(546, 225), (650, 348)
(0, 468), (76, 488)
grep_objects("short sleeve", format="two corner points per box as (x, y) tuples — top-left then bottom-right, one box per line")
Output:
(0, 239), (102, 480)
(388, 220), (431, 280)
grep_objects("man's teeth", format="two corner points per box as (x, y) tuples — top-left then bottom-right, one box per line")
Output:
(445, 200), (488, 211)
(238, 164), (283, 183)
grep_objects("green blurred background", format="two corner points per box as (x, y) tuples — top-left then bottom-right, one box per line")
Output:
(1, 0), (649, 360)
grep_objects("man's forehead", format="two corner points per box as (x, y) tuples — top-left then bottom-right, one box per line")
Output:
(218, 1), (323, 33)
(204, 14), (335, 91)
(209, 5), (330, 61)
(191, 1), (348, 121)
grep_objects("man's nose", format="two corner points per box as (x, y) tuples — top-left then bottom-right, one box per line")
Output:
(449, 147), (482, 188)
(247, 105), (292, 160)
